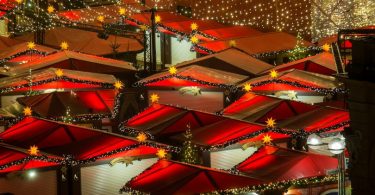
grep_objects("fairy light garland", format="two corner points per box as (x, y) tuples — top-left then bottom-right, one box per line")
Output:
(0, 50), (51, 65)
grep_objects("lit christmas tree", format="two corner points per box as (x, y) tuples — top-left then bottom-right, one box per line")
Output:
(288, 33), (309, 61)
(180, 123), (200, 164)
(62, 107), (73, 124)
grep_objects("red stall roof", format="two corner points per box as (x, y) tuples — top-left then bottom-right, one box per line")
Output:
(0, 144), (60, 174)
(269, 52), (337, 75)
(198, 32), (313, 54)
(123, 104), (267, 146)
(0, 117), (159, 161)
(137, 65), (248, 88)
(175, 48), (273, 77)
(127, 11), (190, 26)
(122, 159), (263, 195)
(161, 19), (226, 35)
(198, 26), (263, 42)
(0, 50), (135, 76)
(279, 107), (349, 133)
(0, 42), (56, 63)
(17, 90), (116, 117)
(236, 146), (338, 182)
(0, 68), (116, 94)
(242, 69), (342, 93)
(223, 93), (319, 123)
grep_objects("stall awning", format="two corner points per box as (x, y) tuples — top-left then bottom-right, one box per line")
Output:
(235, 146), (338, 182)
(0, 117), (159, 162)
(223, 93), (319, 123)
(122, 159), (263, 195)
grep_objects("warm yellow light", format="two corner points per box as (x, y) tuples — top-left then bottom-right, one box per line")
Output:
(23, 107), (32, 116)
(97, 15), (105, 23)
(243, 83), (252, 92)
(27, 41), (36, 50)
(190, 22), (198, 30)
(155, 15), (161, 23)
(156, 149), (167, 158)
(169, 66), (177, 75)
(150, 93), (159, 103)
(60, 41), (69, 50)
(28, 145), (39, 156)
(47, 5), (55, 13)
(270, 70), (278, 79)
(266, 117), (276, 128)
(229, 40), (237, 47)
(262, 134), (273, 145)
(55, 69), (64, 77)
(114, 80), (124, 90)
(119, 7), (126, 15)
(190, 36), (199, 44)
(136, 133), (147, 142)
(322, 43), (331, 52)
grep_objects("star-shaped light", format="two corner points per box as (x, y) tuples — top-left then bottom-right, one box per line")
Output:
(190, 36), (199, 44)
(266, 117), (276, 128)
(28, 145), (39, 156)
(156, 149), (167, 158)
(15, 0), (23, 4)
(139, 25), (148, 31)
(118, 7), (126, 15)
(169, 66), (177, 75)
(270, 70), (278, 79)
(97, 15), (105, 23)
(243, 83), (252, 92)
(23, 107), (32, 116)
(60, 41), (69, 50)
(262, 134), (273, 145)
(155, 15), (161, 23)
(47, 5), (55, 13)
(113, 80), (124, 90)
(150, 93), (159, 103)
(322, 43), (331, 52)
(136, 133), (147, 142)
(229, 40), (237, 47)
(27, 41), (36, 50)
(55, 69), (64, 77)
(190, 22), (198, 30)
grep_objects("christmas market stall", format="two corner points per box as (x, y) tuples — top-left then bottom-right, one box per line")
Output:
(241, 69), (344, 103)
(135, 65), (248, 112)
(120, 159), (263, 195)
(0, 117), (172, 195)
(269, 52), (338, 76)
(222, 92), (319, 124)
(219, 145), (338, 194)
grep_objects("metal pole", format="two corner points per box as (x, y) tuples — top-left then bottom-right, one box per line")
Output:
(150, 8), (157, 72)
(338, 153), (346, 195)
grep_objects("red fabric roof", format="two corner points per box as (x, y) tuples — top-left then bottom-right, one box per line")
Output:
(161, 20), (226, 35)
(198, 26), (263, 42)
(279, 107), (349, 133)
(236, 146), (338, 182)
(0, 144), (60, 174)
(17, 90), (116, 117)
(0, 117), (158, 161)
(124, 159), (263, 194)
(223, 93), (319, 124)
(127, 11), (190, 26)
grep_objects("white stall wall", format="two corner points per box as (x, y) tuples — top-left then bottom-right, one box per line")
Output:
(0, 170), (57, 195)
(171, 37), (196, 65)
(81, 158), (158, 195)
(148, 90), (224, 113)
(210, 147), (258, 170)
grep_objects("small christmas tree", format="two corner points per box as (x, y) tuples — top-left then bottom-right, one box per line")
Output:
(62, 107), (73, 124)
(180, 123), (200, 164)
(288, 33), (309, 61)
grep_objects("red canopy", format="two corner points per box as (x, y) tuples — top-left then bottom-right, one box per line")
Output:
(223, 93), (319, 124)
(0, 117), (158, 161)
(17, 90), (116, 117)
(0, 144), (60, 174)
(236, 146), (338, 182)
(127, 11), (190, 26)
(123, 159), (263, 195)
(197, 26), (263, 42)
(270, 52), (337, 76)
(279, 107), (349, 133)
(123, 104), (267, 146)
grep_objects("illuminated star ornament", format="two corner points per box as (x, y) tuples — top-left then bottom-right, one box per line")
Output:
(27, 41), (36, 50)
(156, 149), (167, 159)
(190, 22), (198, 31)
(60, 41), (69, 50)
(28, 145), (39, 156)
(266, 117), (276, 128)
(139, 25), (148, 31)
(114, 80), (124, 90)
(55, 69), (64, 77)
(322, 43), (331, 52)
(23, 107), (32, 116)
(169, 66), (177, 75)
(262, 134), (273, 145)
(229, 40), (237, 47)
(243, 83), (252, 92)
(47, 5), (55, 13)
(150, 93), (159, 103)
(97, 15), (105, 23)
(190, 36), (199, 44)
(119, 7), (126, 15)
(136, 133), (147, 142)
(155, 15), (161, 23)
(270, 70), (278, 79)
(16, 0), (23, 4)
